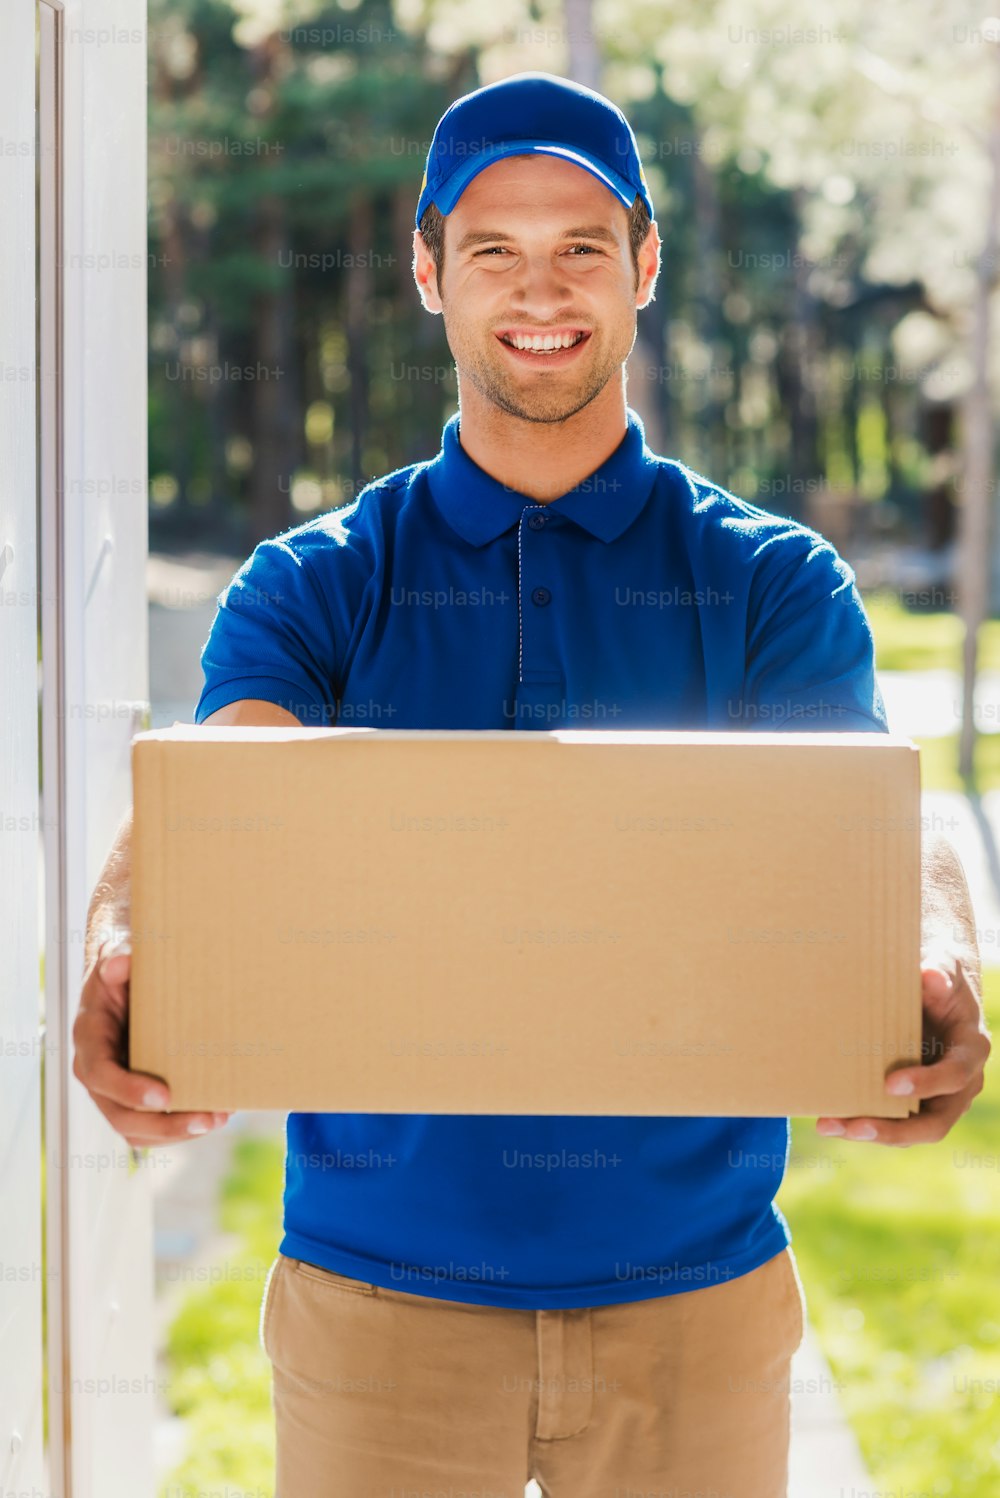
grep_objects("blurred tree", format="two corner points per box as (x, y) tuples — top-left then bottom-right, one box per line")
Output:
(606, 0), (1000, 773)
(148, 0), (473, 544)
(146, 0), (1000, 666)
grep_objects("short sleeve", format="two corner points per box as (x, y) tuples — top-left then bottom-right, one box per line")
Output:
(740, 538), (889, 733)
(194, 536), (337, 726)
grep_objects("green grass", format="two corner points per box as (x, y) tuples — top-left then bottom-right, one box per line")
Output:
(863, 589), (1000, 675)
(861, 591), (1000, 790)
(779, 968), (1000, 1496)
(159, 1136), (284, 1497)
(913, 733), (1000, 793)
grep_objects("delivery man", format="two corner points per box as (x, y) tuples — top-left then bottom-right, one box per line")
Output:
(73, 72), (990, 1498)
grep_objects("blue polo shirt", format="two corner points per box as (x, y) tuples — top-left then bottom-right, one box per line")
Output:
(194, 406), (888, 1309)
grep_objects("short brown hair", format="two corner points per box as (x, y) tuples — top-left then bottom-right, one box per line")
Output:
(418, 194), (653, 291)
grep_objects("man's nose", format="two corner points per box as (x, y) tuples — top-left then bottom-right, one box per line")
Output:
(508, 254), (573, 310)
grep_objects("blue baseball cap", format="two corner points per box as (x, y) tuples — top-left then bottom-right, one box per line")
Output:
(415, 71), (653, 230)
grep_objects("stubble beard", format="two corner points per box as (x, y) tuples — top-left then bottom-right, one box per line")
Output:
(443, 301), (636, 427)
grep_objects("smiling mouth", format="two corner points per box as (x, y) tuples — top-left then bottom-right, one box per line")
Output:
(497, 330), (590, 353)
(494, 330), (593, 363)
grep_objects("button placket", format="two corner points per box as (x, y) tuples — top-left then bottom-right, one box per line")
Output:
(516, 505), (561, 687)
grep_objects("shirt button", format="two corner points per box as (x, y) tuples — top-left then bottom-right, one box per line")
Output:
(527, 512), (547, 530)
(531, 586), (552, 607)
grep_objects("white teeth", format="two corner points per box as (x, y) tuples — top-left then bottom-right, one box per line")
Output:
(502, 332), (586, 352)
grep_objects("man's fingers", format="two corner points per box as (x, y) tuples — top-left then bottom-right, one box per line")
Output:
(75, 936), (234, 1148)
(815, 951), (990, 1149)
(96, 1097), (231, 1146)
(75, 1044), (171, 1112)
(886, 1047), (983, 1101)
(95, 951), (132, 1017)
(920, 945), (960, 987)
(73, 997), (168, 1109)
(98, 946), (131, 975)
(97, 951), (131, 993)
(74, 953), (172, 1111)
(919, 953), (964, 1026)
(816, 1093), (962, 1147)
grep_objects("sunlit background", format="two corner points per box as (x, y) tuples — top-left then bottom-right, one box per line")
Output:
(143, 4), (1000, 1497)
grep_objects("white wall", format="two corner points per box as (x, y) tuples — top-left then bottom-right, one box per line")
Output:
(0, 0), (46, 1491)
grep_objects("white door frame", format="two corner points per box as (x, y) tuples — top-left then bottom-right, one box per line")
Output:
(39, 2), (155, 1493)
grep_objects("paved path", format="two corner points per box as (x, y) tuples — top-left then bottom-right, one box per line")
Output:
(147, 550), (239, 728)
(148, 554), (1000, 1495)
(880, 667), (1000, 737)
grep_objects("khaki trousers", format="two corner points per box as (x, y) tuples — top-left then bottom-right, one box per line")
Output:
(260, 1245), (807, 1498)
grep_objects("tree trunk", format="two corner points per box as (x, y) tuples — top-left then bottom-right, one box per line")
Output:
(150, 33), (191, 523)
(246, 32), (299, 542)
(251, 189), (298, 541)
(922, 401), (956, 553)
(565, 0), (600, 91)
(690, 137), (725, 475)
(958, 63), (1000, 780)
(788, 190), (821, 519)
(562, 0), (666, 450)
(346, 191), (373, 496)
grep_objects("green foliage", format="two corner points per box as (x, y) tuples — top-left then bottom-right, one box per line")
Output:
(864, 590), (973, 673)
(147, 0), (996, 550)
(148, 0), (472, 540)
(159, 1136), (284, 1497)
(912, 734), (1000, 793)
(780, 972), (1000, 1496)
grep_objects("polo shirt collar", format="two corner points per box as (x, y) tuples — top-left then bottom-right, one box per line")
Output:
(426, 405), (658, 546)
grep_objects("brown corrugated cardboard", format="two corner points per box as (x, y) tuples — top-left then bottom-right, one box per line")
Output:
(129, 726), (923, 1118)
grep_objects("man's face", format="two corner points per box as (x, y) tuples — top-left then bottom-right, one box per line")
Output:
(414, 154), (659, 425)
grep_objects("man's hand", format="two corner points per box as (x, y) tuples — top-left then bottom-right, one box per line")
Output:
(815, 946), (992, 1146)
(73, 940), (231, 1147)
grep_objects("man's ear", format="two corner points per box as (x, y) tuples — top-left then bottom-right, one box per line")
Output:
(636, 221), (661, 310)
(412, 228), (443, 314)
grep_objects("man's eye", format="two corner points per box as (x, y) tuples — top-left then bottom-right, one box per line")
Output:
(473, 244), (601, 257)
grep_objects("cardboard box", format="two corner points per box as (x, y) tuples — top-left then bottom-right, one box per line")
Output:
(129, 726), (923, 1118)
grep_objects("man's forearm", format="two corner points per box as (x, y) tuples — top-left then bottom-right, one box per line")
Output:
(84, 805), (133, 970)
(921, 830), (983, 1005)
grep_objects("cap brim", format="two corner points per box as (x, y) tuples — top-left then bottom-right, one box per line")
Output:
(416, 140), (641, 226)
